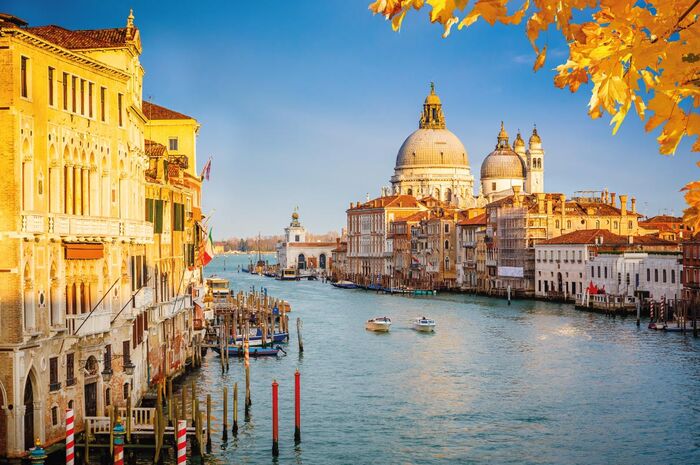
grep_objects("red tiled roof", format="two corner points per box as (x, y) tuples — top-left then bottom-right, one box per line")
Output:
(145, 139), (166, 157)
(143, 101), (193, 121)
(643, 215), (683, 223)
(25, 25), (135, 49)
(458, 213), (487, 226)
(539, 229), (628, 246)
(350, 194), (424, 210)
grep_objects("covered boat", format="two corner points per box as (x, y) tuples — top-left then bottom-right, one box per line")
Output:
(212, 345), (285, 357)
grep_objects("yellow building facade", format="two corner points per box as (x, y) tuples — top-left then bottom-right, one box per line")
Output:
(0, 12), (202, 456)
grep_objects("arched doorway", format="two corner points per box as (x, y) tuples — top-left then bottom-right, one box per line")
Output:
(297, 254), (306, 270)
(557, 272), (563, 293)
(319, 254), (327, 270)
(0, 382), (6, 456)
(23, 375), (34, 450)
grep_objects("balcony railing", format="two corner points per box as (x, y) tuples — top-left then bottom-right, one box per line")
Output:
(66, 310), (111, 337)
(133, 286), (155, 310)
(19, 212), (154, 243)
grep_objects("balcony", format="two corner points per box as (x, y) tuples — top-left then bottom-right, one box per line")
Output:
(22, 214), (45, 233)
(32, 213), (155, 243)
(66, 310), (111, 337)
(153, 295), (192, 323)
(133, 286), (155, 311)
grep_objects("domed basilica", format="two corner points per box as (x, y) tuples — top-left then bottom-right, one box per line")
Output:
(389, 84), (545, 206)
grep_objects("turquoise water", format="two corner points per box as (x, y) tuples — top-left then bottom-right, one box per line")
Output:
(192, 254), (700, 464)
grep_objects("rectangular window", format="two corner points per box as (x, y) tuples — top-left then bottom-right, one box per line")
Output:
(48, 67), (55, 106)
(49, 357), (60, 391)
(169, 137), (179, 151)
(655, 269), (659, 282)
(118, 93), (124, 127)
(597, 266), (600, 278)
(100, 87), (106, 121)
(647, 268), (651, 282)
(604, 267), (607, 279)
(123, 340), (131, 365)
(663, 269), (667, 283)
(80, 79), (85, 115)
(88, 82), (94, 118)
(63, 72), (68, 110)
(20, 56), (29, 98)
(66, 353), (75, 386)
(671, 269), (675, 284)
(71, 76), (77, 112)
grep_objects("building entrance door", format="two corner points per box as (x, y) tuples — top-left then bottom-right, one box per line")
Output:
(23, 378), (34, 450)
(85, 382), (97, 417)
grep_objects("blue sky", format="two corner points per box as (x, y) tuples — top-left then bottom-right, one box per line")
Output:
(7, 0), (695, 238)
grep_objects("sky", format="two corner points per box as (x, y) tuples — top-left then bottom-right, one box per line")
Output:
(5, 0), (696, 239)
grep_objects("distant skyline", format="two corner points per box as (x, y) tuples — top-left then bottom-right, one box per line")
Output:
(7, 0), (694, 239)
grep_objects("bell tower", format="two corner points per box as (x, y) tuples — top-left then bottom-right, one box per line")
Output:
(526, 126), (544, 194)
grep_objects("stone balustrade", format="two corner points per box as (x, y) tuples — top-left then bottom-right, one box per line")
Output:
(66, 309), (111, 337)
(20, 211), (153, 242)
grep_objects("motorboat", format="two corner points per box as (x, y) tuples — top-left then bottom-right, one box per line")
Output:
(212, 345), (285, 357)
(331, 280), (359, 289)
(412, 317), (436, 333)
(365, 316), (391, 332)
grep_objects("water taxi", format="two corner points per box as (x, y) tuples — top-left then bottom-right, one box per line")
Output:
(278, 268), (298, 280)
(412, 317), (436, 332)
(365, 316), (391, 332)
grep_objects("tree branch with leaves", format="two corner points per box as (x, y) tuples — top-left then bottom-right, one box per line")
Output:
(369, 0), (700, 227)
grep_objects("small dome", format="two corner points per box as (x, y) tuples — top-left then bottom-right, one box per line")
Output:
(529, 127), (541, 145)
(481, 147), (526, 179)
(292, 211), (299, 220)
(395, 128), (469, 168)
(513, 131), (525, 149)
(425, 81), (441, 105)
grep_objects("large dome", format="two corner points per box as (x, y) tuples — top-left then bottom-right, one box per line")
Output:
(480, 147), (525, 179)
(395, 128), (469, 168)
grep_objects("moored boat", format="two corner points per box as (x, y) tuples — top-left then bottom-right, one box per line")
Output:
(212, 345), (285, 357)
(365, 316), (391, 332)
(412, 316), (436, 332)
(332, 280), (359, 289)
(278, 268), (298, 281)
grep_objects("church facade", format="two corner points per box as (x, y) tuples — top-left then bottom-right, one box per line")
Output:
(276, 210), (336, 272)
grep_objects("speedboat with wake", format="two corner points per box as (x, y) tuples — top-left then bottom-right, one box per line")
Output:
(365, 316), (391, 332)
(412, 316), (436, 332)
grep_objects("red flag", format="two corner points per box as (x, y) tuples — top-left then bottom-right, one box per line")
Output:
(200, 157), (212, 181)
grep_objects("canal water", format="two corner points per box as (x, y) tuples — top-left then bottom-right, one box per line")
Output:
(185, 254), (698, 464)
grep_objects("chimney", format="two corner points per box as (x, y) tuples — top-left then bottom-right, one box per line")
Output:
(610, 192), (616, 206)
(560, 194), (566, 229)
(620, 194), (628, 216)
(631, 197), (636, 214)
(536, 193), (545, 214)
(350, 202), (354, 209)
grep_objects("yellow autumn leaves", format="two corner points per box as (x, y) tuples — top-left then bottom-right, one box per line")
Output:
(369, 0), (700, 229)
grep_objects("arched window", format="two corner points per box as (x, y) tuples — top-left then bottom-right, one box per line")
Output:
(445, 256), (450, 270)
(319, 254), (327, 270)
(445, 188), (452, 202)
(444, 240), (449, 250)
(105, 387), (111, 407)
(566, 220), (571, 229)
(614, 221), (618, 229)
(407, 188), (413, 196)
(555, 220), (560, 228)
(595, 220), (600, 228)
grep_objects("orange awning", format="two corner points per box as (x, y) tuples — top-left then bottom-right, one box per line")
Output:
(64, 243), (104, 260)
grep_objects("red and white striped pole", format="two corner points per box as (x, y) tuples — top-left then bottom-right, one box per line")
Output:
(176, 420), (187, 465)
(65, 409), (75, 465)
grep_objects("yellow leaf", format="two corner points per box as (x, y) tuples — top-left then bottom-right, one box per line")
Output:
(533, 45), (547, 71)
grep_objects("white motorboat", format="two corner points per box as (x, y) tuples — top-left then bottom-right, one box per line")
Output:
(412, 317), (436, 332)
(365, 316), (392, 332)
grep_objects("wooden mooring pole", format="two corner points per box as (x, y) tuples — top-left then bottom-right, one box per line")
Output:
(222, 387), (228, 441)
(232, 382), (239, 436)
(206, 394), (212, 452)
(297, 317), (304, 353)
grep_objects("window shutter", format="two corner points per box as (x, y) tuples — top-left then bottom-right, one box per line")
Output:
(154, 200), (164, 233)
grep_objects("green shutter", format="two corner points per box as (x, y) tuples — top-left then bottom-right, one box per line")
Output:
(154, 200), (163, 234)
(145, 198), (154, 222)
(173, 203), (185, 231)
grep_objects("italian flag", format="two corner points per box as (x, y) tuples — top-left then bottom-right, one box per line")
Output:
(199, 227), (214, 267)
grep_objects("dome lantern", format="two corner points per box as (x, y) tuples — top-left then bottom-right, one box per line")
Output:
(419, 82), (446, 129)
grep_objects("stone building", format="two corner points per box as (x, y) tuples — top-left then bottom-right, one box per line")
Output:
(0, 12), (202, 456)
(346, 195), (426, 285)
(456, 213), (487, 291)
(276, 210), (335, 273)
